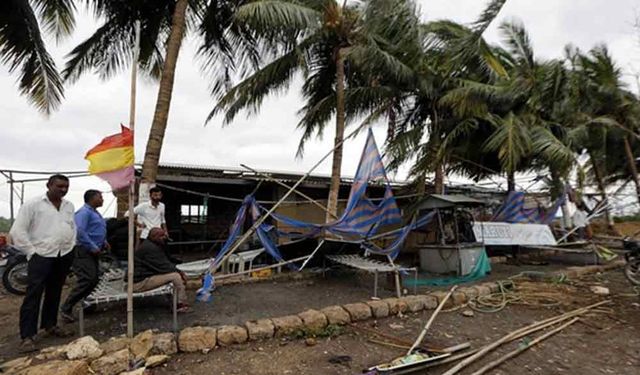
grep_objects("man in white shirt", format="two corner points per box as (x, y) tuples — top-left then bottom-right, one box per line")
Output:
(10, 175), (76, 352)
(133, 187), (167, 239)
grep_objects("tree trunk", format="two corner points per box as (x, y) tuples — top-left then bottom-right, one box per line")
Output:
(507, 171), (516, 192)
(434, 165), (444, 194)
(431, 107), (444, 194)
(326, 48), (346, 222)
(416, 170), (427, 197)
(623, 136), (640, 204)
(589, 151), (613, 227)
(141, 0), (189, 183)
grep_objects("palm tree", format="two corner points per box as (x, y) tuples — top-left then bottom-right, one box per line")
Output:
(356, 0), (509, 196)
(440, 20), (575, 192)
(0, 0), (76, 114)
(565, 45), (640, 213)
(211, 0), (419, 220)
(62, 0), (258, 186)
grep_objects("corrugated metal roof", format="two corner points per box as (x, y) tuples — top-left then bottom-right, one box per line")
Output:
(137, 162), (504, 195)
(144, 162), (402, 187)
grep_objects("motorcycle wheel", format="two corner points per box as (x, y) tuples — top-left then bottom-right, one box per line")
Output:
(3, 259), (28, 295)
(624, 257), (640, 286)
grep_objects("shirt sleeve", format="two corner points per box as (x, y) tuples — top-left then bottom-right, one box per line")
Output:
(75, 208), (99, 252)
(9, 202), (36, 257)
(133, 203), (144, 215)
(160, 205), (166, 225)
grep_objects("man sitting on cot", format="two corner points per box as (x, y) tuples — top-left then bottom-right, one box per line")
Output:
(133, 228), (191, 313)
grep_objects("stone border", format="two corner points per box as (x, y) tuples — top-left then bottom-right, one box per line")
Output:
(4, 261), (624, 374)
(174, 260), (624, 351)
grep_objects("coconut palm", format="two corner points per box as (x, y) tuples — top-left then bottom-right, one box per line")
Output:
(210, 0), (419, 219)
(0, 0), (76, 114)
(62, 0), (259, 185)
(564, 45), (640, 210)
(439, 20), (575, 192)
(352, 0), (510, 196)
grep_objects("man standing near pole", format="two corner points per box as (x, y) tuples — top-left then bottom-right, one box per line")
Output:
(134, 187), (168, 240)
(10, 175), (76, 352)
(60, 190), (108, 323)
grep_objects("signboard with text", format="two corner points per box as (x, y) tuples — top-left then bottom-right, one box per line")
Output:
(472, 222), (557, 246)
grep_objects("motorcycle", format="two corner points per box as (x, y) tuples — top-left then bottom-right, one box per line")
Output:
(623, 238), (640, 285)
(1, 245), (121, 296)
(1, 244), (28, 295)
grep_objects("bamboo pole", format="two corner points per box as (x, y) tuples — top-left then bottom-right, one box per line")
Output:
(240, 164), (337, 220)
(211, 124), (367, 275)
(441, 300), (610, 375)
(299, 239), (325, 271)
(407, 285), (458, 355)
(126, 21), (141, 338)
(470, 318), (580, 375)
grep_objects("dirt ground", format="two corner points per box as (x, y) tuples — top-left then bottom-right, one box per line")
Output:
(153, 270), (640, 375)
(1, 262), (638, 374)
(0, 261), (568, 361)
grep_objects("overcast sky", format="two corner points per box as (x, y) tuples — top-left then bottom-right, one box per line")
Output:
(1, 0), (639, 218)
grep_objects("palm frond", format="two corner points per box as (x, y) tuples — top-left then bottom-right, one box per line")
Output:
(531, 126), (576, 170)
(235, 0), (321, 35)
(0, 0), (64, 114)
(347, 44), (416, 86)
(483, 112), (532, 174)
(207, 41), (308, 125)
(499, 20), (535, 72)
(470, 0), (507, 34)
(63, 19), (137, 82)
(31, 0), (76, 42)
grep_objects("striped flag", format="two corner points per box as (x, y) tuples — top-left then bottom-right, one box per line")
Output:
(331, 129), (402, 235)
(85, 125), (134, 190)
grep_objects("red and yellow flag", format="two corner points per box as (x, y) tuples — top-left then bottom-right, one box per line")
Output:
(85, 125), (134, 190)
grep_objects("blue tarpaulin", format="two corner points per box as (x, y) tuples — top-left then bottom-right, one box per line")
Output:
(197, 130), (431, 302)
(492, 190), (565, 224)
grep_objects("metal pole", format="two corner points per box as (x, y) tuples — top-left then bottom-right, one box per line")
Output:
(8, 172), (14, 222)
(126, 20), (141, 339)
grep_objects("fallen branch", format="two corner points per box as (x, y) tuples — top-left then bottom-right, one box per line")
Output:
(407, 285), (458, 355)
(470, 318), (580, 375)
(349, 324), (439, 352)
(441, 300), (611, 375)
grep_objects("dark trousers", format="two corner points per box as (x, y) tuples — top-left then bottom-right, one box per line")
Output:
(61, 246), (99, 314)
(19, 251), (73, 339)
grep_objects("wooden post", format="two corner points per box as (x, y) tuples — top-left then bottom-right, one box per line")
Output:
(126, 21), (141, 339)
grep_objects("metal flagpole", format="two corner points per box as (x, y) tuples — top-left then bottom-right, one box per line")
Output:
(8, 172), (14, 222)
(127, 21), (141, 339)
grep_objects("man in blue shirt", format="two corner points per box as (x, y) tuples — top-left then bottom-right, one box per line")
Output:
(60, 190), (109, 322)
